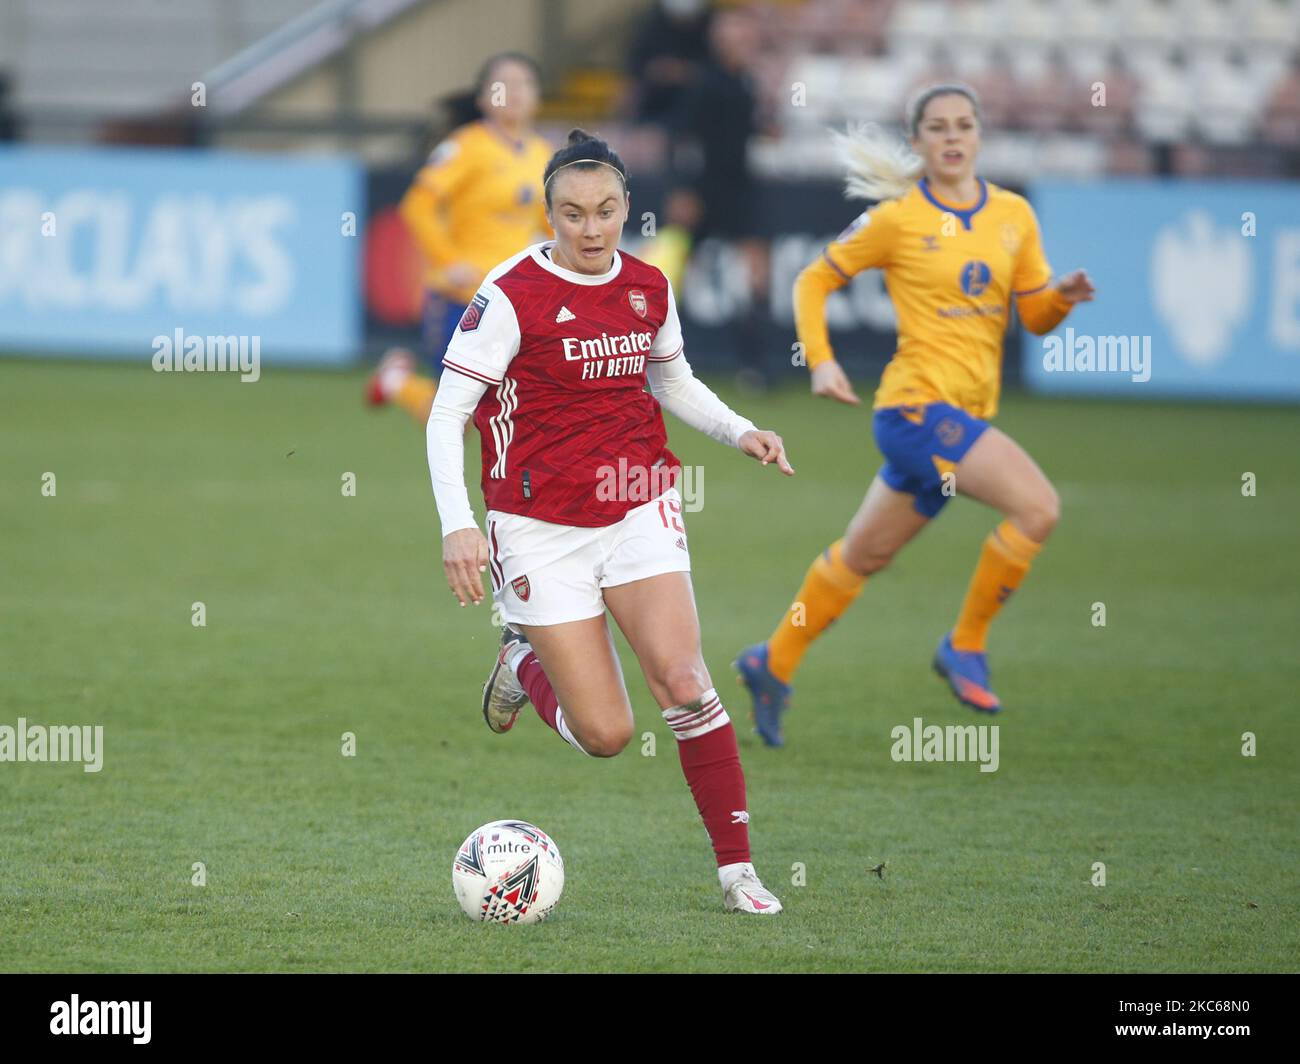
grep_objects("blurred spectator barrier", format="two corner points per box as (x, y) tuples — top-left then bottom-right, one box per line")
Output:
(1024, 180), (1300, 402)
(0, 145), (362, 365)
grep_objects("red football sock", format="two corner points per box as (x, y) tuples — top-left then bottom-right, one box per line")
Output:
(666, 691), (751, 867)
(515, 651), (559, 731)
(514, 651), (586, 753)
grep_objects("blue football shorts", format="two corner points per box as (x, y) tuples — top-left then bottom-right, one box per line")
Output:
(423, 291), (467, 372)
(872, 402), (990, 518)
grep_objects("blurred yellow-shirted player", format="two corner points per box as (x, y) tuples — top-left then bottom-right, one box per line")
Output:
(736, 84), (1096, 745)
(368, 53), (551, 425)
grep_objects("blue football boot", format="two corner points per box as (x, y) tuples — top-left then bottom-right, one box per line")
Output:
(734, 642), (793, 747)
(932, 632), (1001, 714)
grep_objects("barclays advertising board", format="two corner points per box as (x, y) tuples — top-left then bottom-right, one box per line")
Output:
(1024, 181), (1300, 402)
(0, 146), (362, 365)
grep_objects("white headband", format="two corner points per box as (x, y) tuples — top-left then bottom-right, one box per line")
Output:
(544, 159), (626, 188)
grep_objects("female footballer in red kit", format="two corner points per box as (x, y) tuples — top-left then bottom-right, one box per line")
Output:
(426, 129), (793, 914)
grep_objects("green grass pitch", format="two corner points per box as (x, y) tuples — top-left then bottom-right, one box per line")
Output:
(1, 357), (1297, 972)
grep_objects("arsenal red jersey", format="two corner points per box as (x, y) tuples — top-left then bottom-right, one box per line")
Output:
(441, 242), (684, 527)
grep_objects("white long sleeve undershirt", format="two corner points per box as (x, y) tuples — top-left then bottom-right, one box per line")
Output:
(426, 370), (488, 537)
(426, 355), (756, 538)
(646, 353), (755, 448)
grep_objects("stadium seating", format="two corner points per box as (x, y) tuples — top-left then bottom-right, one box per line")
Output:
(742, 0), (1300, 180)
(0, 0), (319, 123)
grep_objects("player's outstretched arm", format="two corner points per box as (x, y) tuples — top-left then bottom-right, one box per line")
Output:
(1017, 269), (1096, 335)
(809, 359), (861, 405)
(427, 371), (491, 606)
(646, 352), (793, 475)
(796, 249), (864, 406)
(442, 527), (490, 607)
(737, 429), (795, 475)
(1055, 269), (1096, 304)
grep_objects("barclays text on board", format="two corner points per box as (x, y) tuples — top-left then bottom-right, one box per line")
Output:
(0, 145), (362, 364)
(1025, 181), (1300, 401)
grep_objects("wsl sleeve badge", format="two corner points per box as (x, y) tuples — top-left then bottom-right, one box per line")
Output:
(459, 292), (491, 332)
(452, 819), (565, 924)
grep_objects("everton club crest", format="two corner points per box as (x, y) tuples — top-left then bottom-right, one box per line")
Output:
(628, 289), (647, 318)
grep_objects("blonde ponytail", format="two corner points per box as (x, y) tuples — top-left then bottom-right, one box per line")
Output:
(830, 123), (922, 203)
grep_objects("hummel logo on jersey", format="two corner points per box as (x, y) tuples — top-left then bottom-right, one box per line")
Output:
(555, 306), (575, 323)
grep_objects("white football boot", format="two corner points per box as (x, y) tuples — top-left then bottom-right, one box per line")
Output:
(722, 864), (784, 915)
(481, 624), (530, 733)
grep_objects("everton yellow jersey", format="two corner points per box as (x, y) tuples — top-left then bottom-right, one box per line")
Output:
(796, 179), (1056, 419)
(400, 121), (552, 304)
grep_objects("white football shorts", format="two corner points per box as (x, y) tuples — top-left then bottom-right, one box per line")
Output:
(485, 487), (692, 627)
